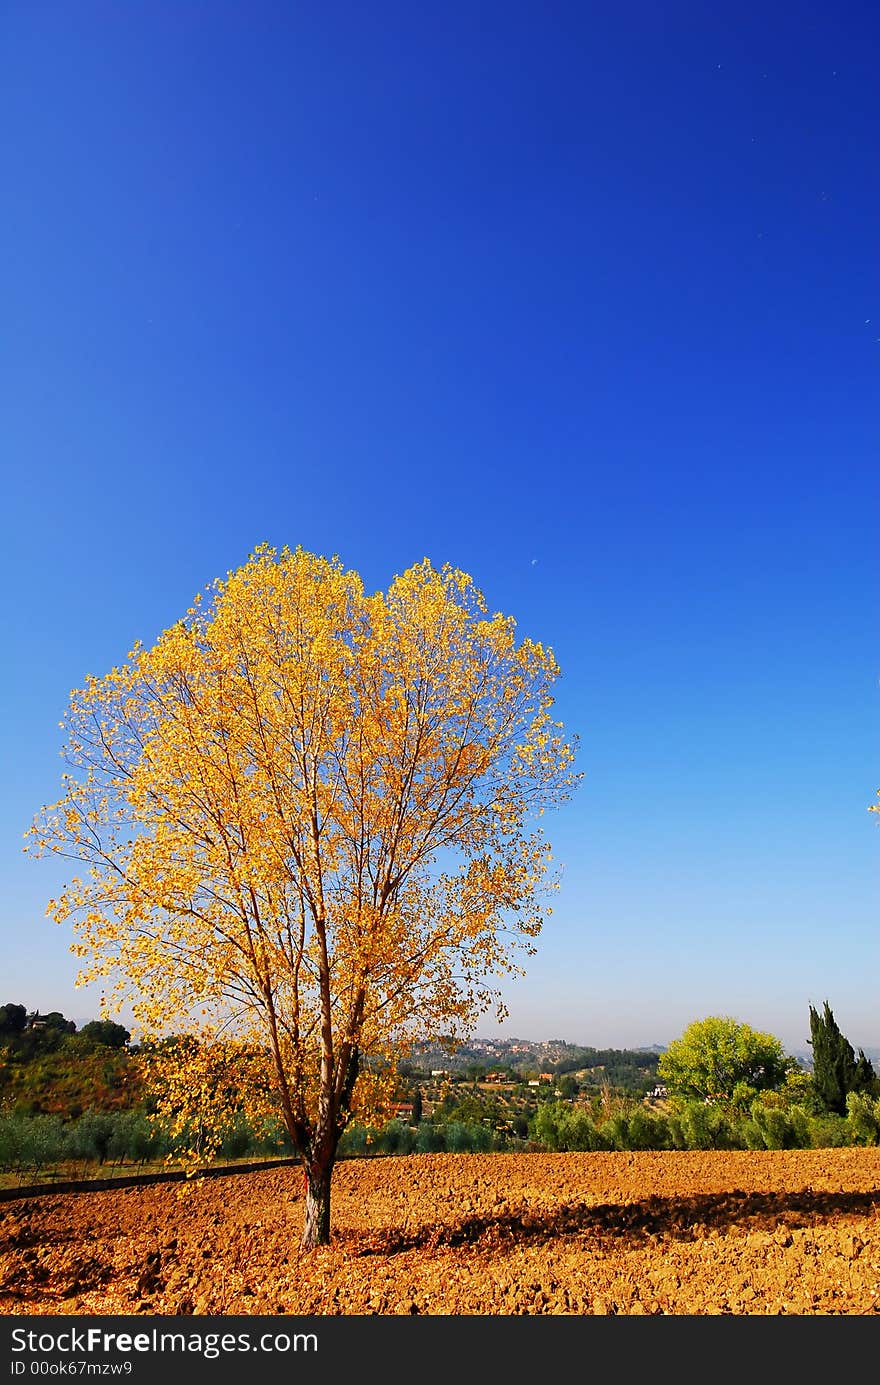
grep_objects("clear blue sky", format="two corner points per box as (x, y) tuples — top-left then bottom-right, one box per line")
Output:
(2, 2), (877, 1056)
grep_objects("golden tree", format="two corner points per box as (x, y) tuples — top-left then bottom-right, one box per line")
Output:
(29, 546), (579, 1246)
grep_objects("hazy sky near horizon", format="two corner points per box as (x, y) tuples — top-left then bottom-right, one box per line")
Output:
(2, 3), (877, 1057)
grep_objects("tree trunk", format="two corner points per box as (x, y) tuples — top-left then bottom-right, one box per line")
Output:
(301, 1159), (334, 1248)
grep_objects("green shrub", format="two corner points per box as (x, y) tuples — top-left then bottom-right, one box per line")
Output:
(218, 1115), (254, 1160)
(371, 1120), (417, 1154)
(788, 1105), (813, 1148)
(748, 1103), (797, 1150)
(338, 1123), (369, 1156)
(67, 1110), (116, 1165)
(107, 1111), (164, 1164)
(0, 1115), (22, 1170)
(0, 1113), (66, 1174)
(670, 1102), (714, 1150)
(731, 1082), (759, 1112)
(564, 1109), (609, 1151)
(467, 1123), (493, 1152)
(599, 1111), (633, 1151)
(741, 1118), (765, 1150)
(805, 1112), (850, 1148)
(846, 1092), (880, 1146)
(531, 1101), (567, 1151)
(666, 1100), (740, 1150)
(443, 1121), (472, 1152)
(414, 1123), (446, 1153)
(624, 1106), (672, 1151)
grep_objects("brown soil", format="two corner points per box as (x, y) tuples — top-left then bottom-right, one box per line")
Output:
(2, 1149), (879, 1315)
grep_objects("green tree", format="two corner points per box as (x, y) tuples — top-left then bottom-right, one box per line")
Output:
(658, 1016), (792, 1102)
(79, 1020), (131, 1050)
(69, 1110), (116, 1165)
(808, 1001), (875, 1116)
(854, 1052), (878, 1093)
(36, 1012), (77, 1034)
(0, 1004), (27, 1037)
(410, 1087), (423, 1124)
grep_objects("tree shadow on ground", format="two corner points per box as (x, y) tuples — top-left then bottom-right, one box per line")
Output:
(353, 1187), (880, 1255)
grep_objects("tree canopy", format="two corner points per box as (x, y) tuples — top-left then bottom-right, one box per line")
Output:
(657, 1016), (793, 1101)
(29, 546), (579, 1245)
(808, 1001), (876, 1115)
(0, 1004), (27, 1036)
(79, 1020), (131, 1050)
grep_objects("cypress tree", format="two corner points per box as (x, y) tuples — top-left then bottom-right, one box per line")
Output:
(853, 1050), (877, 1096)
(808, 1001), (875, 1115)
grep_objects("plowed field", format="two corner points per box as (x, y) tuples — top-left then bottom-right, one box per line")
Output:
(2, 1149), (879, 1315)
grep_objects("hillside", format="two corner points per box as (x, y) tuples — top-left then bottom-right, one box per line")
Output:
(404, 1037), (662, 1088)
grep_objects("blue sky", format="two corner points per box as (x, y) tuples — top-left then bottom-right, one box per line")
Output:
(2, 2), (877, 1055)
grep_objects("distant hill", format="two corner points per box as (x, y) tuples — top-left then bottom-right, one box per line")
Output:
(406, 1036), (663, 1083)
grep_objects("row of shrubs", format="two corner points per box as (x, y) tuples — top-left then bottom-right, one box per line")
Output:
(4, 1089), (880, 1181)
(338, 1119), (517, 1156)
(339, 1092), (880, 1157)
(531, 1090), (880, 1152)
(0, 1110), (292, 1180)
(0, 1109), (522, 1178)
